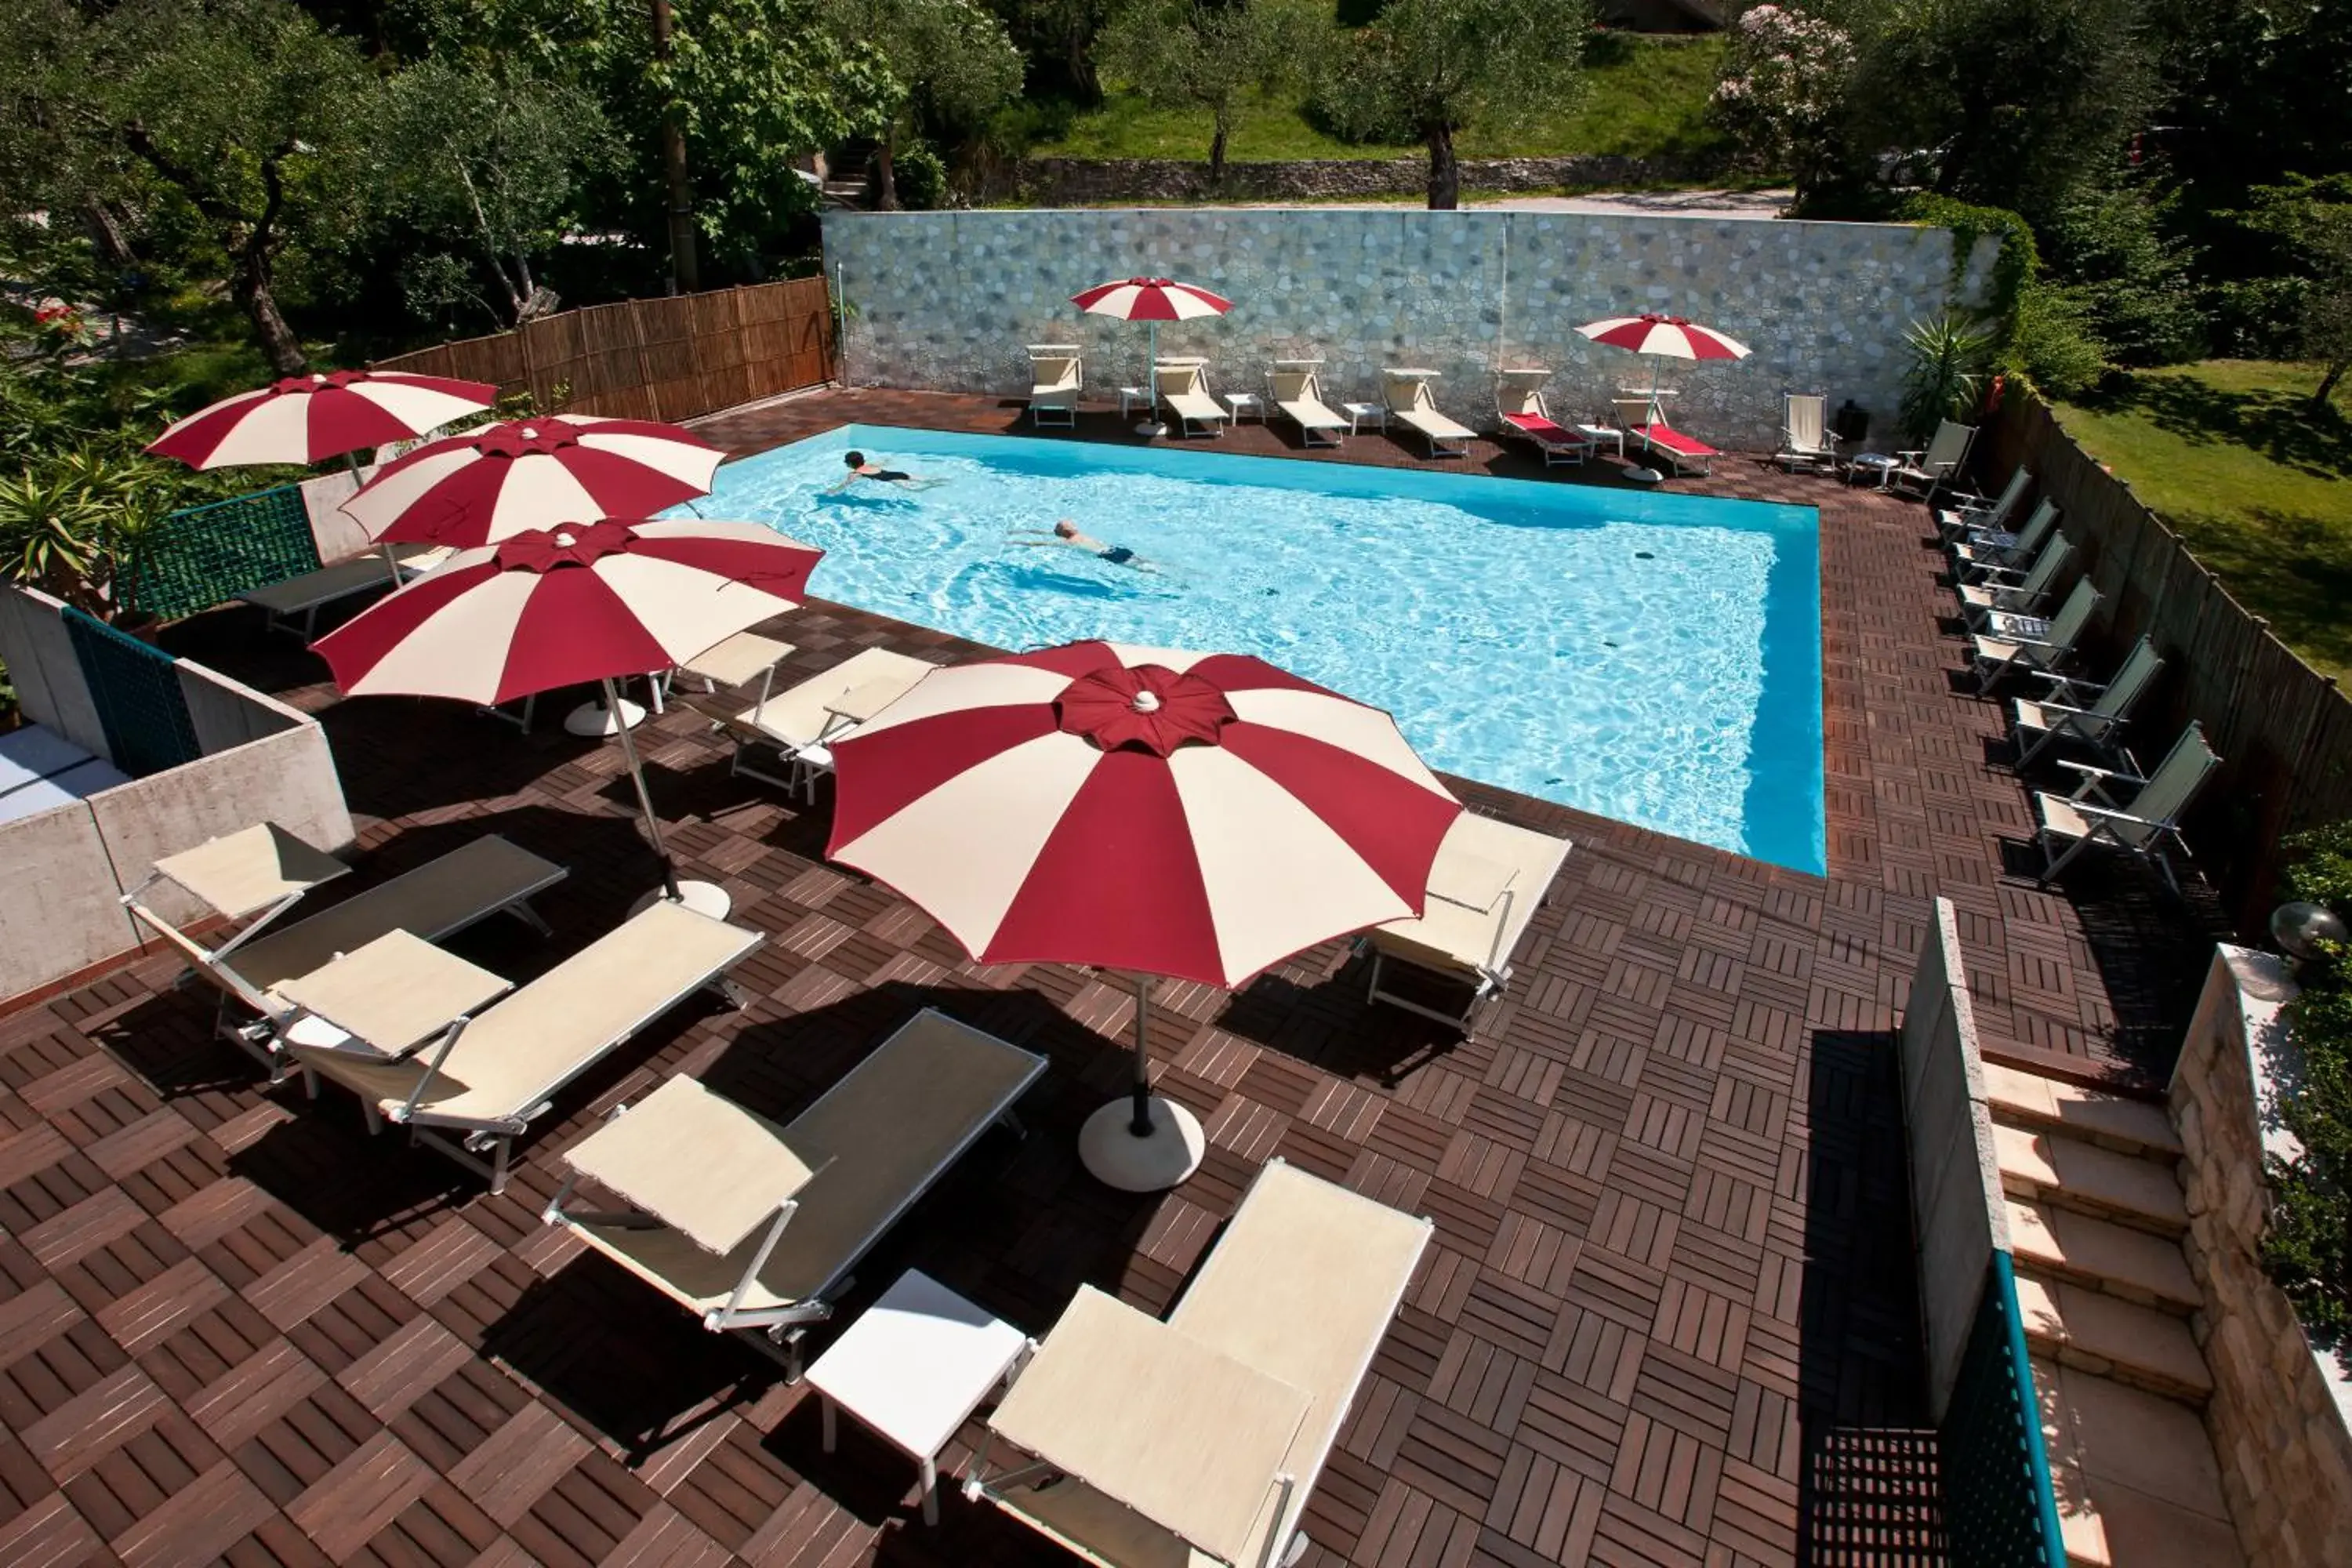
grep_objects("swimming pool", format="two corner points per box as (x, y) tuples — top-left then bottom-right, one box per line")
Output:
(685, 424), (1824, 874)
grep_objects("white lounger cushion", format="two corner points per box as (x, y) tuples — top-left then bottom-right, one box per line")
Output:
(732, 647), (938, 749)
(564, 1010), (1044, 1314)
(1371, 813), (1572, 978)
(293, 898), (757, 1127)
(1157, 364), (1227, 428)
(1384, 372), (1474, 441)
(1268, 369), (1345, 433)
(567, 1076), (818, 1254)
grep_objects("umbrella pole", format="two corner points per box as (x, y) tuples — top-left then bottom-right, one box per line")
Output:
(345, 451), (400, 575)
(1130, 973), (1155, 1137)
(605, 675), (684, 903)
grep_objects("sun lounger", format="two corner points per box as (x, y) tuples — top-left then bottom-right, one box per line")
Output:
(1936, 466), (2031, 540)
(1028, 344), (1083, 427)
(289, 899), (761, 1192)
(126, 833), (566, 1073)
(1970, 577), (2100, 691)
(1959, 533), (2073, 623)
(1266, 361), (1348, 448)
(0, 724), (132, 824)
(1612, 396), (1721, 477)
(968, 1159), (1432, 1568)
(1495, 368), (1593, 467)
(1951, 499), (2060, 579)
(1154, 359), (1229, 438)
(1776, 391), (1842, 472)
(2031, 721), (2217, 889)
(1889, 419), (1976, 501)
(543, 1008), (1045, 1374)
(698, 646), (940, 801)
(238, 543), (454, 641)
(1363, 812), (1572, 1028)
(2011, 635), (2161, 769)
(1384, 369), (1474, 458)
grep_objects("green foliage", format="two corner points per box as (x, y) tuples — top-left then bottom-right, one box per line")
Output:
(1900, 312), (1997, 438)
(2229, 176), (2352, 405)
(2006, 282), (2107, 400)
(2041, 172), (2204, 367)
(1313, 0), (1597, 207)
(891, 141), (949, 209)
(2265, 895), (2352, 1346)
(1095, 0), (1318, 180)
(1896, 194), (2035, 323)
(1708, 5), (1854, 181)
(2284, 820), (2352, 913)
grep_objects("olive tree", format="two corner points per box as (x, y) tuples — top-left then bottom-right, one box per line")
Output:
(826, 0), (1025, 208)
(1315, 0), (1595, 210)
(1095, 0), (1319, 187)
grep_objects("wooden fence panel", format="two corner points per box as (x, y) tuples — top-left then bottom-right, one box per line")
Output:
(1979, 392), (2352, 929)
(371, 278), (835, 425)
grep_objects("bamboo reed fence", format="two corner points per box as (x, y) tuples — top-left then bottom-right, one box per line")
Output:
(1980, 393), (2352, 930)
(371, 277), (835, 423)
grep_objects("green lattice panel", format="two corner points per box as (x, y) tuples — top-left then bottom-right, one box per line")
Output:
(1942, 1253), (2067, 1568)
(62, 606), (199, 778)
(132, 485), (321, 622)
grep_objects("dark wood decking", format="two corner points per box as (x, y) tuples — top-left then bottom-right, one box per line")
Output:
(0, 389), (2216, 1568)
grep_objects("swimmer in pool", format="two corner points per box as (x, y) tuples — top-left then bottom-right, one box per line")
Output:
(827, 451), (945, 491)
(1011, 519), (1160, 572)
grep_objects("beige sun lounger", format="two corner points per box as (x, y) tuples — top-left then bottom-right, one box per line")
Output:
(702, 646), (940, 800)
(1970, 577), (2100, 691)
(1959, 533), (2074, 623)
(2011, 635), (2161, 769)
(289, 899), (762, 1192)
(969, 1159), (1432, 1568)
(1383, 369), (1473, 458)
(1951, 498), (2060, 579)
(1155, 359), (1229, 439)
(2032, 721), (2217, 890)
(1029, 344), (1083, 427)
(543, 1008), (1045, 1374)
(238, 544), (454, 641)
(1363, 812), (1572, 1028)
(126, 833), (566, 1073)
(1776, 391), (1842, 472)
(1495, 368), (1592, 467)
(1266, 361), (1347, 448)
(1936, 466), (2031, 540)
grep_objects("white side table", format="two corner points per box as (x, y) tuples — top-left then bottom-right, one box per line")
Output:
(1846, 452), (1900, 489)
(1341, 401), (1386, 434)
(1221, 391), (1264, 423)
(1118, 386), (1151, 419)
(1574, 423), (1624, 459)
(804, 1269), (1029, 1525)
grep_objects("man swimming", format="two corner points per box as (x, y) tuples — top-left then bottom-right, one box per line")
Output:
(1011, 519), (1159, 572)
(828, 451), (944, 491)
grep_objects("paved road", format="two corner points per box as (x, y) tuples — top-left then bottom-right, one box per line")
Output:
(1225, 189), (1796, 220)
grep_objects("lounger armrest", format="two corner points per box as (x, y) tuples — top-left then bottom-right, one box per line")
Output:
(2032, 700), (2099, 721)
(2066, 801), (2167, 833)
(2058, 758), (2146, 788)
(1969, 562), (2030, 583)
(1895, 448), (1925, 463)
(2031, 670), (2109, 701)
(391, 1014), (472, 1124)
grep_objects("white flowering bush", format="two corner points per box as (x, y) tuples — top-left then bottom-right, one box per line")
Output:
(1711, 5), (1856, 174)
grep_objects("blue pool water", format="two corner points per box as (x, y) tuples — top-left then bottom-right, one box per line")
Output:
(684, 424), (1825, 874)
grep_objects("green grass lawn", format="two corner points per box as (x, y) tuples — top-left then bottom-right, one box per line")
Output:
(1030, 32), (1730, 166)
(2056, 360), (2352, 682)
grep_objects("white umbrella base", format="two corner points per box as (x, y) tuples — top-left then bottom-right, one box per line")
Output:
(564, 697), (648, 736)
(629, 880), (733, 920)
(1625, 466), (1665, 485)
(1134, 420), (1166, 438)
(1079, 1095), (1205, 1192)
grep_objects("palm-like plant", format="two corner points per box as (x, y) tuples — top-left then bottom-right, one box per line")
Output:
(1900, 313), (1998, 439)
(0, 448), (174, 616)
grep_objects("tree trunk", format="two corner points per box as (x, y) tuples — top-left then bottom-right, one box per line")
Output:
(651, 0), (699, 293)
(2317, 357), (2347, 408)
(1209, 120), (1229, 189)
(81, 201), (136, 271)
(234, 244), (307, 377)
(873, 125), (900, 212)
(1425, 122), (1458, 210)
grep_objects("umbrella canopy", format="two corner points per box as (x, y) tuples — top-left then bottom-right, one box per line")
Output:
(1575, 314), (1752, 361)
(1069, 277), (1233, 321)
(146, 370), (499, 469)
(343, 416), (727, 546)
(315, 518), (822, 904)
(826, 641), (1461, 989)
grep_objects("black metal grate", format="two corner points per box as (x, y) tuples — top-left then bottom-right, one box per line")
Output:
(63, 605), (199, 777)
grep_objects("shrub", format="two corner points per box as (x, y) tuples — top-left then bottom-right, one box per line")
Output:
(893, 142), (950, 210)
(2263, 822), (2352, 1352)
(1899, 313), (1998, 438)
(1709, 5), (1854, 180)
(2005, 282), (2107, 400)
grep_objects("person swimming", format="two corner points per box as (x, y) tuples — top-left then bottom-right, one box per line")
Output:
(1011, 519), (1159, 572)
(828, 451), (944, 492)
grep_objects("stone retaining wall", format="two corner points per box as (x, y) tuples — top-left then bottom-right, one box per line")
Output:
(2171, 947), (2352, 1568)
(975, 154), (1721, 206)
(823, 208), (1993, 451)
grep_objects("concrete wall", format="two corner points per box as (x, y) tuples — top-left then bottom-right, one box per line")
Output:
(2170, 948), (2352, 1568)
(299, 469), (373, 566)
(1898, 895), (2009, 1421)
(975, 154), (1722, 207)
(823, 208), (1995, 451)
(0, 586), (356, 1002)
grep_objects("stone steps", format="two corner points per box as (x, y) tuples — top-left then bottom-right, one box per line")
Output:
(2013, 1272), (2212, 1403)
(1981, 1061), (2182, 1162)
(1994, 1120), (2188, 1238)
(2005, 1197), (2201, 1314)
(2034, 1357), (2244, 1567)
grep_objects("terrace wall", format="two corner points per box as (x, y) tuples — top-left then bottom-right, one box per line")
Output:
(1979, 394), (2352, 932)
(822, 208), (1994, 450)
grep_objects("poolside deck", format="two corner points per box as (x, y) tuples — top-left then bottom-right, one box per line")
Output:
(0, 390), (2216, 1568)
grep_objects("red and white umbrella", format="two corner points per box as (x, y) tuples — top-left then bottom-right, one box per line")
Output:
(146, 370), (499, 469)
(826, 639), (1460, 1188)
(1575, 314), (1751, 361)
(343, 416), (727, 546)
(317, 517), (821, 912)
(1072, 277), (1232, 435)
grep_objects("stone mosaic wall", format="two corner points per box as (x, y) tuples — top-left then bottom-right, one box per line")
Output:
(822, 208), (1996, 452)
(2171, 948), (2352, 1568)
